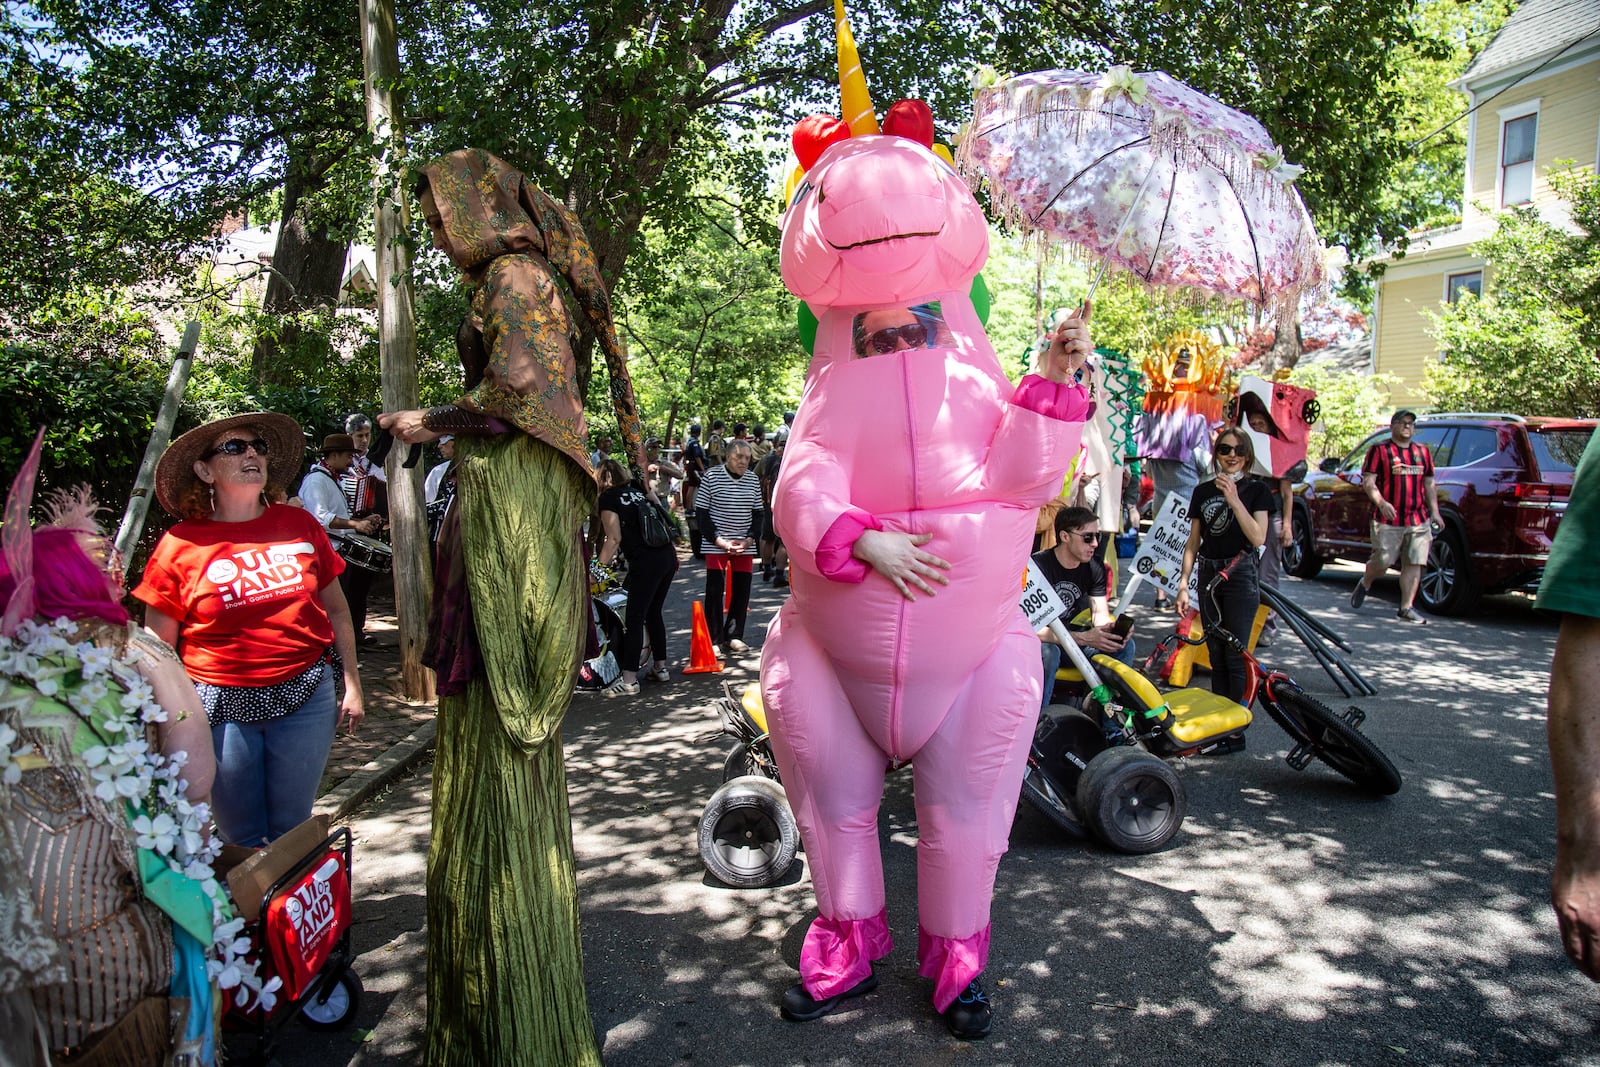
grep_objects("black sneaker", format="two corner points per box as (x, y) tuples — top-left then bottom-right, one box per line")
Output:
(780, 970), (878, 1022)
(943, 978), (992, 1040)
(1349, 583), (1368, 609)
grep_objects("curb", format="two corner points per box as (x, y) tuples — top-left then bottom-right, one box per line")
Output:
(317, 719), (438, 822)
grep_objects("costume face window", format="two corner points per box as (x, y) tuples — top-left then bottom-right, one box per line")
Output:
(852, 304), (954, 357)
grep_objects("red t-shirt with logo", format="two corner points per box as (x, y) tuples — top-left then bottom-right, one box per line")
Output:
(1362, 440), (1435, 527)
(133, 504), (346, 686)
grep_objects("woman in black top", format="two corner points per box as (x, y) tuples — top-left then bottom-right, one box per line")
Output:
(597, 458), (680, 695)
(1177, 427), (1271, 701)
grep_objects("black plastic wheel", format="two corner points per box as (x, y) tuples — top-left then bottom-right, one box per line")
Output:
(298, 969), (362, 1031)
(1286, 503), (1324, 579)
(699, 775), (799, 888)
(1019, 762), (1089, 839)
(1075, 747), (1185, 854)
(1419, 523), (1479, 615)
(1267, 687), (1403, 796)
(1033, 705), (1110, 797)
(722, 741), (758, 782)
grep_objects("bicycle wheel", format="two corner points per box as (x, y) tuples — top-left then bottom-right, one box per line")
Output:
(1267, 687), (1402, 796)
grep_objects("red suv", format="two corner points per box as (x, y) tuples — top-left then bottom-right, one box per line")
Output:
(1287, 414), (1596, 614)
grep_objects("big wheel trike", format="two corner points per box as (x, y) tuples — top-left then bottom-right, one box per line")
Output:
(1018, 553), (1402, 855)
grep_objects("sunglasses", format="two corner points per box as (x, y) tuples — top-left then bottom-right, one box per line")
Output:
(1072, 531), (1103, 543)
(203, 437), (270, 459)
(865, 322), (929, 354)
(1214, 443), (1247, 457)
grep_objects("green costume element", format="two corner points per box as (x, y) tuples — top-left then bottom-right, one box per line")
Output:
(1536, 430), (1600, 619)
(1094, 348), (1146, 462)
(423, 423), (601, 1065)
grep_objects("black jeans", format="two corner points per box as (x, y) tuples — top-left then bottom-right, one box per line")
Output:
(1198, 555), (1260, 703)
(622, 549), (678, 670)
(704, 563), (753, 644)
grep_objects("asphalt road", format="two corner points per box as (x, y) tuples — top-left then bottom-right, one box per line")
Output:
(247, 557), (1597, 1067)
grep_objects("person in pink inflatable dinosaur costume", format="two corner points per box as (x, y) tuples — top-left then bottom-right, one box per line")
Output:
(761, 101), (1095, 1039)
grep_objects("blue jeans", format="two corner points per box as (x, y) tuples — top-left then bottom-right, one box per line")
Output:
(210, 672), (338, 846)
(1040, 635), (1137, 710)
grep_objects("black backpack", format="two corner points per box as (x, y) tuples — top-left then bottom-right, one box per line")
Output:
(636, 494), (674, 549)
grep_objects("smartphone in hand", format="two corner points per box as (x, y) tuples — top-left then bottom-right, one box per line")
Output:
(1112, 613), (1134, 638)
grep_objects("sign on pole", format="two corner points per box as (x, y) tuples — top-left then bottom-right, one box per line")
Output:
(1124, 495), (1199, 604)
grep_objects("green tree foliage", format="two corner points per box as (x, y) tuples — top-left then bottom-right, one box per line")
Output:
(1424, 167), (1600, 418)
(607, 197), (805, 446)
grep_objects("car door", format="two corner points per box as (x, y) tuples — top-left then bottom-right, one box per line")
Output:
(1317, 430), (1389, 551)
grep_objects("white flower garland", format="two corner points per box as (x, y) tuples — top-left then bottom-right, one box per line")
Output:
(0, 617), (281, 1013)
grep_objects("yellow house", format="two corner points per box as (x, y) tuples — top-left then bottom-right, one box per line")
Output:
(1372, 0), (1600, 405)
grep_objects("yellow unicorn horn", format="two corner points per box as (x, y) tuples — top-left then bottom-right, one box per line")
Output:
(835, 0), (879, 135)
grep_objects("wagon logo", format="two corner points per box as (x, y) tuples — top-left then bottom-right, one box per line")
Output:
(286, 857), (340, 953)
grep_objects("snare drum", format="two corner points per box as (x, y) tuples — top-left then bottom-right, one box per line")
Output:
(338, 532), (393, 573)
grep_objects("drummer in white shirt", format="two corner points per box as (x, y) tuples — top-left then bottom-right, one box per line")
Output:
(299, 433), (384, 644)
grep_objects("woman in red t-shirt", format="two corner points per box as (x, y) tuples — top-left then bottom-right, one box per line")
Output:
(134, 412), (365, 847)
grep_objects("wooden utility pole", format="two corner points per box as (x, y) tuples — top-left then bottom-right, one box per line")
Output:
(116, 321), (200, 570)
(358, 0), (434, 700)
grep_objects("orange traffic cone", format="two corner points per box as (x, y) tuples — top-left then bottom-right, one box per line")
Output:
(683, 599), (724, 674)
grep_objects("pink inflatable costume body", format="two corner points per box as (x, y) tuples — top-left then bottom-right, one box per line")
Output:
(761, 134), (1090, 1011)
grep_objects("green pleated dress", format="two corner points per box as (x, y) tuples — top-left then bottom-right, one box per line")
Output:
(425, 433), (602, 1067)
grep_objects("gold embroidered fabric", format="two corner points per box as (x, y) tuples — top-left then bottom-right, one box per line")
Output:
(421, 148), (648, 484)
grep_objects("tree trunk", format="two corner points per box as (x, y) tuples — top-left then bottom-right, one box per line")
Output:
(360, 0), (433, 702)
(1262, 315), (1304, 375)
(250, 164), (349, 384)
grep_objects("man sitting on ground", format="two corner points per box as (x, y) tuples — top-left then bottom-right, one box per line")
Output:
(1033, 505), (1135, 708)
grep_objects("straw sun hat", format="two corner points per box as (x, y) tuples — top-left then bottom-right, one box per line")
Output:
(154, 412), (305, 518)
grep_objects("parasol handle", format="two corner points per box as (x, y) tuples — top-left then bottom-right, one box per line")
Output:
(1084, 159), (1161, 306)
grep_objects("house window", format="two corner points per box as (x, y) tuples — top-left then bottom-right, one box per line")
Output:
(1501, 113), (1536, 206)
(1447, 270), (1482, 303)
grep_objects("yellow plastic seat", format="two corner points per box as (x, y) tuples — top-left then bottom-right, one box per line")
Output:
(1162, 688), (1253, 744)
(1089, 654), (1252, 746)
(740, 683), (770, 734)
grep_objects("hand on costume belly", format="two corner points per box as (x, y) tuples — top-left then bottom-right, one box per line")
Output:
(851, 528), (951, 600)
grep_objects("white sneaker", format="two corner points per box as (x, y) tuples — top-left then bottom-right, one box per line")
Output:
(601, 677), (640, 696)
(647, 666), (672, 683)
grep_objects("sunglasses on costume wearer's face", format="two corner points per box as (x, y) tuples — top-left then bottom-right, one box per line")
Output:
(866, 322), (929, 354)
(203, 438), (271, 459)
(1214, 443), (1247, 458)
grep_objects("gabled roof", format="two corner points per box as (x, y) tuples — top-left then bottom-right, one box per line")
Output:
(1462, 0), (1600, 83)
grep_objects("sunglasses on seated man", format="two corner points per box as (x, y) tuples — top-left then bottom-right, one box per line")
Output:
(203, 438), (271, 458)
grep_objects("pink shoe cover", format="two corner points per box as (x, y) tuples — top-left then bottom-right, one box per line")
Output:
(918, 925), (991, 1012)
(799, 910), (893, 1000)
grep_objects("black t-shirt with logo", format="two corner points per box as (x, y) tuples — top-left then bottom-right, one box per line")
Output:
(1030, 548), (1108, 626)
(1189, 477), (1272, 560)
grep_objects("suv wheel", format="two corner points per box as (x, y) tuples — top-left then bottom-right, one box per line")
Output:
(1419, 524), (1480, 615)
(1285, 504), (1324, 579)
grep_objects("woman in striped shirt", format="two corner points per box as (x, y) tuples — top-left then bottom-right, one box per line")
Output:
(695, 439), (764, 654)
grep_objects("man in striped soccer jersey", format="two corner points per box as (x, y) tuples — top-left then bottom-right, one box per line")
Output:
(1350, 410), (1443, 624)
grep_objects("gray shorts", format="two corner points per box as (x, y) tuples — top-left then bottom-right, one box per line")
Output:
(1370, 520), (1432, 568)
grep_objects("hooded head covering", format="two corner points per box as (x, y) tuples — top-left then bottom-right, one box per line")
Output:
(420, 149), (647, 482)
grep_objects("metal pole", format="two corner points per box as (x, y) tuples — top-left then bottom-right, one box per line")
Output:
(115, 321), (200, 570)
(1084, 159), (1161, 306)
